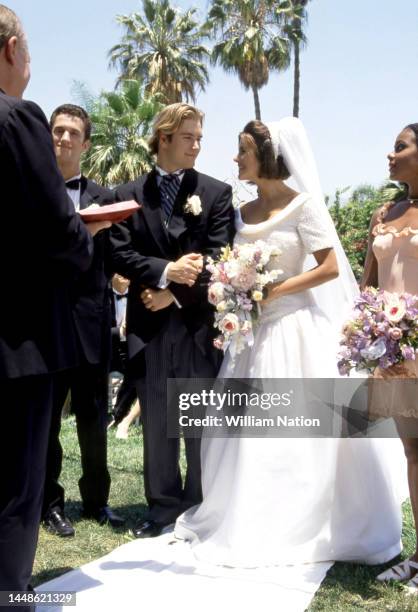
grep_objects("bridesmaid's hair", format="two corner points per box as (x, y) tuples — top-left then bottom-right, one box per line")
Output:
(241, 120), (290, 180)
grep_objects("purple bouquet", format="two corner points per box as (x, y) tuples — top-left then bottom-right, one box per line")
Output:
(338, 286), (418, 375)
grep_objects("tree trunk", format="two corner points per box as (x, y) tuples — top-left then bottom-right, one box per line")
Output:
(293, 40), (300, 117)
(252, 85), (261, 120)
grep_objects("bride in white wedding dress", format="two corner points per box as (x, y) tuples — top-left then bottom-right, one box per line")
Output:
(174, 117), (403, 567)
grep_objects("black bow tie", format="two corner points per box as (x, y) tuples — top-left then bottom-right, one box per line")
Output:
(66, 178), (81, 190)
(115, 293), (127, 301)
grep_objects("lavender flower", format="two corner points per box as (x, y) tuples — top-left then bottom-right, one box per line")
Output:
(338, 287), (418, 375)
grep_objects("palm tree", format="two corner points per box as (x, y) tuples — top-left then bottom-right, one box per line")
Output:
(283, 1), (309, 117)
(82, 80), (163, 186)
(108, 0), (210, 104)
(208, 0), (293, 120)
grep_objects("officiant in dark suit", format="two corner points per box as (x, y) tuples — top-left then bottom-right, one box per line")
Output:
(0, 6), (110, 607)
(41, 104), (125, 537)
(111, 103), (235, 538)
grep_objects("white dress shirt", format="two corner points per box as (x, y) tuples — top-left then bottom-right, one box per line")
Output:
(65, 173), (82, 211)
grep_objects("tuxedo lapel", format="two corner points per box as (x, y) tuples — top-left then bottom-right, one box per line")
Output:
(79, 176), (96, 210)
(168, 169), (198, 242)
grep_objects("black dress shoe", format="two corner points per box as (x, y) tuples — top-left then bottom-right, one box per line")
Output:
(132, 519), (163, 539)
(82, 505), (125, 527)
(43, 507), (75, 537)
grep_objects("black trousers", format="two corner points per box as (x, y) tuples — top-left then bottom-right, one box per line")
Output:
(136, 315), (218, 526)
(42, 364), (110, 517)
(0, 375), (52, 612)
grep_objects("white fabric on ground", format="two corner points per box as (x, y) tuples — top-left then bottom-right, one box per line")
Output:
(36, 532), (333, 612)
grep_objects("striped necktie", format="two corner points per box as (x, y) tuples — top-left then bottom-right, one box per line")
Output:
(160, 173), (181, 221)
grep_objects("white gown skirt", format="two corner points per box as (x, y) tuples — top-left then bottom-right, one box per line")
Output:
(175, 299), (404, 567)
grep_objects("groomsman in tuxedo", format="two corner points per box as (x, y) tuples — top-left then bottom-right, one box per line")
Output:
(0, 6), (109, 606)
(41, 104), (125, 536)
(111, 103), (235, 537)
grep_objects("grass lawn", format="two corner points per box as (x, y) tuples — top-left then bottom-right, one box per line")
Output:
(33, 416), (418, 611)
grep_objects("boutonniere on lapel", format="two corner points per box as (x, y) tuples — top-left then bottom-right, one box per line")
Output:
(184, 194), (202, 216)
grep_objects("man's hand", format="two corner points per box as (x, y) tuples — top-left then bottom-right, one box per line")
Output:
(140, 288), (175, 311)
(166, 253), (203, 286)
(85, 220), (112, 236)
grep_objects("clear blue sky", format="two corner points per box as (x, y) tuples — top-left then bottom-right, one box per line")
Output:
(11, 0), (418, 200)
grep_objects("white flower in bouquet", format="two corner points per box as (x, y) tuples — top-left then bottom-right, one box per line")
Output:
(208, 281), (225, 305)
(236, 243), (259, 264)
(251, 290), (263, 302)
(257, 269), (281, 284)
(216, 300), (228, 312)
(241, 320), (252, 335)
(383, 292), (407, 323)
(220, 312), (240, 334)
(222, 258), (240, 279)
(254, 240), (280, 266)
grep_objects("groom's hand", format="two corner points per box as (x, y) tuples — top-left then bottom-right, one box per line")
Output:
(166, 253), (203, 286)
(140, 288), (174, 311)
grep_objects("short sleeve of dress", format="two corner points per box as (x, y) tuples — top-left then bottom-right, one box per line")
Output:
(297, 196), (334, 254)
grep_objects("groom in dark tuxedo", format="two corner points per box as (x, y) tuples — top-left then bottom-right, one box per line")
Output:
(41, 104), (125, 536)
(111, 103), (235, 537)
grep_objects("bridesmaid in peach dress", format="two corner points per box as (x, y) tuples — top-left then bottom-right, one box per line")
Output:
(361, 123), (418, 592)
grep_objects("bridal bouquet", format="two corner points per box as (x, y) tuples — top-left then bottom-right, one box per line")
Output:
(207, 241), (282, 355)
(337, 287), (418, 375)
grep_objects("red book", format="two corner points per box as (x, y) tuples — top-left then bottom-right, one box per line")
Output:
(79, 200), (140, 223)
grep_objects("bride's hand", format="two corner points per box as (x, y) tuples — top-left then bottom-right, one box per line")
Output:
(260, 283), (282, 305)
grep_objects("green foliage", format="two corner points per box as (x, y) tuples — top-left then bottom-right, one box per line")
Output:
(80, 79), (163, 186)
(108, 0), (210, 104)
(328, 183), (404, 280)
(207, 0), (296, 119)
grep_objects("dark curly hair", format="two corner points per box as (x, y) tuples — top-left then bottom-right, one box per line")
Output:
(241, 120), (290, 180)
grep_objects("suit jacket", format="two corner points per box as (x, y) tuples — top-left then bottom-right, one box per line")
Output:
(69, 177), (114, 366)
(0, 93), (93, 379)
(110, 168), (235, 363)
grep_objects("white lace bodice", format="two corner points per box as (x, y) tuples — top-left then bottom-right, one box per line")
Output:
(235, 193), (334, 321)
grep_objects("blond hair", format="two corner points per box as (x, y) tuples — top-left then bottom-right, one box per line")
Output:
(0, 5), (20, 51)
(148, 103), (204, 155)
